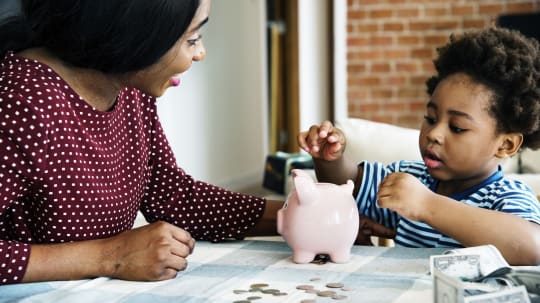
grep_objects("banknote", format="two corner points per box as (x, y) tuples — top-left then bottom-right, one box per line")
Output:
(463, 285), (530, 303)
(443, 245), (509, 276)
(433, 268), (464, 303)
(430, 254), (482, 280)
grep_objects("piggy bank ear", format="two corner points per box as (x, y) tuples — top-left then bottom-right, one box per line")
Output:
(291, 169), (312, 179)
(292, 169), (317, 205)
(341, 179), (354, 195)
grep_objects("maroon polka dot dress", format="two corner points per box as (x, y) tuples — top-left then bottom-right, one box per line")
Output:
(0, 52), (265, 284)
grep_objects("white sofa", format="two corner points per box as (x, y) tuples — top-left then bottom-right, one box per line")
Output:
(334, 118), (540, 196)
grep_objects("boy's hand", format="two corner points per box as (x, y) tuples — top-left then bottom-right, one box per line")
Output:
(377, 172), (432, 221)
(297, 120), (346, 161)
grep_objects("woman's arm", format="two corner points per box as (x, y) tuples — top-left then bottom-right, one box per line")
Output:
(243, 199), (283, 237)
(22, 221), (195, 283)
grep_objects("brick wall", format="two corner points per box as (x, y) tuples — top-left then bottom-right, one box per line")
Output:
(346, 0), (540, 129)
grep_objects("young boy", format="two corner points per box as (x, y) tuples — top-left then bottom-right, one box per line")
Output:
(298, 27), (540, 265)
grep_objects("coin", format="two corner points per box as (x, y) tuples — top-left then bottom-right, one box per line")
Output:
(273, 292), (288, 296)
(332, 294), (348, 300)
(249, 283), (269, 289)
(310, 254), (330, 265)
(233, 301), (251, 303)
(326, 282), (345, 288)
(261, 288), (280, 294)
(233, 289), (248, 294)
(317, 290), (336, 297)
(309, 277), (321, 281)
(296, 284), (314, 290)
(300, 300), (316, 303)
(246, 296), (262, 300)
(341, 286), (354, 291)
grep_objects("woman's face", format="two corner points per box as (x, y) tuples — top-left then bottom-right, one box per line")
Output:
(128, 0), (211, 97)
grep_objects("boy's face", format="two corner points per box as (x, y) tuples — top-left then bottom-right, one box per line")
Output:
(419, 72), (507, 191)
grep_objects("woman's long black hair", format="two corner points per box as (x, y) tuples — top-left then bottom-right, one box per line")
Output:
(0, 0), (200, 74)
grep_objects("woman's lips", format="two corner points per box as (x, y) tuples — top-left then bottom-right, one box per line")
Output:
(170, 77), (181, 87)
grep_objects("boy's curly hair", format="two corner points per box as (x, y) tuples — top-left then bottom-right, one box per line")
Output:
(426, 27), (540, 150)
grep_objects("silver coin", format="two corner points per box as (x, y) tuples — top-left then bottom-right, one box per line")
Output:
(326, 282), (344, 288)
(309, 277), (321, 281)
(261, 288), (280, 294)
(332, 294), (348, 300)
(233, 301), (251, 303)
(341, 286), (354, 291)
(273, 292), (288, 296)
(300, 300), (316, 303)
(296, 284), (314, 290)
(246, 296), (262, 301)
(249, 283), (269, 289)
(317, 290), (336, 297)
(233, 289), (248, 294)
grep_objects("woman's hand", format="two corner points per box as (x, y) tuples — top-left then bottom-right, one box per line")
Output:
(102, 221), (195, 281)
(297, 120), (346, 162)
(355, 215), (397, 245)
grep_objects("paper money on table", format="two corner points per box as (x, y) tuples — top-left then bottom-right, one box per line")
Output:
(463, 285), (530, 303)
(443, 245), (509, 276)
(430, 245), (509, 279)
(430, 254), (482, 280)
(433, 269), (530, 303)
(433, 268), (465, 303)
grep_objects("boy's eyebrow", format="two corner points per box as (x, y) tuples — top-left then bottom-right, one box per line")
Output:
(426, 101), (475, 121)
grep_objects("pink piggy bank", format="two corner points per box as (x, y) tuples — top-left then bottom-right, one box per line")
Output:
(277, 169), (359, 263)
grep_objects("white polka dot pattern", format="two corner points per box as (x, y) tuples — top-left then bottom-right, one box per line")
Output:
(0, 52), (265, 284)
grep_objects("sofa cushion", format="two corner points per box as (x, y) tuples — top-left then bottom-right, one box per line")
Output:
(336, 118), (421, 164)
(520, 148), (540, 174)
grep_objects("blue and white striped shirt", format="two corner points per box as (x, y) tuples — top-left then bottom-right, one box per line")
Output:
(356, 160), (540, 248)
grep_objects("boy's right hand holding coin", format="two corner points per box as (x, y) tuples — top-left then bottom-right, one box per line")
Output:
(297, 120), (346, 162)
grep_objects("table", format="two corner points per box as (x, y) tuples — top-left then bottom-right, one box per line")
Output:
(0, 240), (450, 303)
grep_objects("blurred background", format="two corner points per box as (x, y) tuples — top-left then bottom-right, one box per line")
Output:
(157, 0), (540, 193)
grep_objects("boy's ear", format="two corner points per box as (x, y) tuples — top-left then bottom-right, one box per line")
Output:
(496, 133), (523, 158)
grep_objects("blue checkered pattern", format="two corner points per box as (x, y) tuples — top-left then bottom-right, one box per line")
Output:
(0, 240), (452, 303)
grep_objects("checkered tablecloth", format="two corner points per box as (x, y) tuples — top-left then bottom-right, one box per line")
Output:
(0, 240), (448, 303)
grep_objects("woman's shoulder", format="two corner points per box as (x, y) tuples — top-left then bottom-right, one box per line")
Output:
(1, 51), (69, 105)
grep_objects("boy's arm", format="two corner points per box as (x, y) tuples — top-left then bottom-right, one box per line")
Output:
(377, 172), (540, 265)
(423, 195), (540, 265)
(297, 120), (363, 189)
(314, 155), (364, 196)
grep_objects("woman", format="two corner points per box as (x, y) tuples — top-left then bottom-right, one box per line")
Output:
(0, 0), (395, 285)
(0, 0), (291, 285)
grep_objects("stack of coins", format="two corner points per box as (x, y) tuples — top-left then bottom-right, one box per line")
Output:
(310, 254), (330, 265)
(232, 283), (288, 302)
(232, 280), (354, 302)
